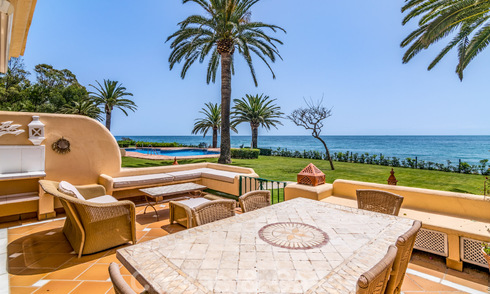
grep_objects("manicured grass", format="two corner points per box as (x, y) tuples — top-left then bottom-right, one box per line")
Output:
(121, 156), (486, 195)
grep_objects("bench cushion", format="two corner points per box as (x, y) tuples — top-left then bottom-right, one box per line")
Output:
(166, 170), (202, 182)
(113, 173), (174, 189)
(198, 168), (241, 183)
(86, 195), (118, 204)
(176, 198), (210, 208)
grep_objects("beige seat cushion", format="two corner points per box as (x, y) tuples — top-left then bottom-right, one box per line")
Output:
(166, 170), (202, 182)
(198, 168), (242, 183)
(86, 195), (118, 204)
(176, 198), (210, 208)
(113, 173), (174, 188)
(58, 181), (86, 200)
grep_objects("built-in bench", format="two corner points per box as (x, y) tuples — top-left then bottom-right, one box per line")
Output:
(98, 163), (258, 199)
(285, 179), (490, 271)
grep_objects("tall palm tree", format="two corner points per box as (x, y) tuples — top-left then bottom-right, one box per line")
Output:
(167, 0), (285, 163)
(401, 0), (490, 80)
(61, 97), (103, 121)
(231, 94), (283, 148)
(192, 102), (237, 148)
(89, 79), (137, 131)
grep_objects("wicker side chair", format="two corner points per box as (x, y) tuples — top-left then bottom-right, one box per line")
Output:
(193, 199), (236, 226)
(39, 180), (136, 258)
(357, 245), (398, 294)
(385, 220), (422, 294)
(356, 189), (404, 216)
(109, 262), (138, 294)
(239, 190), (271, 213)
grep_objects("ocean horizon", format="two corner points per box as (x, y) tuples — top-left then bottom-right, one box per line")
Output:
(116, 135), (490, 166)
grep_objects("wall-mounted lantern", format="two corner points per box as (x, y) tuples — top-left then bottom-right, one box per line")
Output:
(28, 116), (45, 145)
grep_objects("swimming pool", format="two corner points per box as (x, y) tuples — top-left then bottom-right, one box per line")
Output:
(125, 148), (219, 157)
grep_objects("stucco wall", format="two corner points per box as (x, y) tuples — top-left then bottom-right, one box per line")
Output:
(0, 111), (121, 184)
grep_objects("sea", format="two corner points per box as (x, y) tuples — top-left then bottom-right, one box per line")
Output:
(115, 135), (490, 166)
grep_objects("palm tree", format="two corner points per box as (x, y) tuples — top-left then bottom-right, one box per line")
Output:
(231, 94), (283, 149)
(401, 0), (490, 80)
(192, 102), (237, 148)
(61, 97), (103, 121)
(89, 79), (137, 131)
(167, 0), (285, 163)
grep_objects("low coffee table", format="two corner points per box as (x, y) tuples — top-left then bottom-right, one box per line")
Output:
(139, 183), (207, 220)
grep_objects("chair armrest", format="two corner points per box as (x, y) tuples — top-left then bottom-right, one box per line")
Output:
(99, 174), (115, 195)
(75, 184), (106, 200)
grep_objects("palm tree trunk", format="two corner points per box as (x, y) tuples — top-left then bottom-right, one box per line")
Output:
(212, 127), (218, 148)
(251, 125), (258, 149)
(105, 110), (112, 131)
(219, 53), (232, 164)
(315, 135), (335, 170)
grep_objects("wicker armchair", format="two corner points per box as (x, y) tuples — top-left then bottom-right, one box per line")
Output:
(39, 180), (136, 258)
(357, 245), (398, 294)
(239, 190), (271, 213)
(356, 189), (404, 216)
(193, 199), (236, 226)
(109, 262), (138, 294)
(385, 220), (422, 294)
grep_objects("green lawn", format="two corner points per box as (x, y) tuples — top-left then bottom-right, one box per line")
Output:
(121, 156), (486, 195)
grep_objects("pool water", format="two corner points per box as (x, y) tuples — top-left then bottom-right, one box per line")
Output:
(126, 148), (219, 156)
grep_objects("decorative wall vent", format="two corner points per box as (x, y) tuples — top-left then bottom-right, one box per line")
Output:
(28, 116), (45, 145)
(297, 163), (325, 186)
(0, 121), (25, 137)
(52, 137), (71, 154)
(414, 228), (448, 257)
(460, 237), (489, 268)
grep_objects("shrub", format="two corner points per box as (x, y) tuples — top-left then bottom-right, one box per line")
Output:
(259, 148), (272, 156)
(231, 148), (259, 159)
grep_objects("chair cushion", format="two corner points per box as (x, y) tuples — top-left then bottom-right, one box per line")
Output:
(58, 181), (86, 200)
(113, 173), (174, 188)
(198, 168), (242, 183)
(166, 170), (202, 181)
(86, 195), (118, 204)
(177, 198), (210, 208)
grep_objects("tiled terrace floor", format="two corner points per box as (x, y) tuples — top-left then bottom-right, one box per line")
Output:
(3, 202), (489, 294)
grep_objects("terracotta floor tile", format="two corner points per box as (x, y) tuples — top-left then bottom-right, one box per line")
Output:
(42, 263), (92, 280)
(408, 262), (446, 279)
(28, 253), (74, 269)
(68, 251), (108, 264)
(95, 253), (119, 264)
(32, 280), (82, 294)
(407, 274), (458, 292)
(76, 264), (110, 281)
(122, 275), (146, 293)
(144, 228), (169, 238)
(70, 281), (113, 294)
(400, 275), (424, 292)
(9, 286), (38, 294)
(9, 273), (47, 287)
(444, 271), (490, 292)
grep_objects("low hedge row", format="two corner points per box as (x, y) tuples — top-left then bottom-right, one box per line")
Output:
(231, 148), (260, 159)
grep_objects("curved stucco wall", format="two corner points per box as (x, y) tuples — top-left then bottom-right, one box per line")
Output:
(0, 111), (121, 184)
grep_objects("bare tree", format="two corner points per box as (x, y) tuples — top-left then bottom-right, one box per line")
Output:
(288, 99), (335, 170)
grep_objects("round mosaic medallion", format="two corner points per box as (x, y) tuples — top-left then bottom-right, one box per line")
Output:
(258, 222), (329, 250)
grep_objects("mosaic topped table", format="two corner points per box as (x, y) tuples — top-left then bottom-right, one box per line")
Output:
(117, 197), (414, 294)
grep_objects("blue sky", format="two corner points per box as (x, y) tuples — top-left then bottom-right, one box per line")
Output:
(21, 0), (490, 136)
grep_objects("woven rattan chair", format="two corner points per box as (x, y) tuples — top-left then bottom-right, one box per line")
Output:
(39, 180), (136, 258)
(357, 245), (398, 294)
(239, 190), (271, 213)
(385, 220), (422, 294)
(356, 189), (404, 216)
(193, 199), (236, 226)
(109, 262), (138, 294)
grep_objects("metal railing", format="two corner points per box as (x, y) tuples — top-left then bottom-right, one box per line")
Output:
(239, 176), (288, 204)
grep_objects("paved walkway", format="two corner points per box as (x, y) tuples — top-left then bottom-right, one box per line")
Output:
(3, 203), (489, 294)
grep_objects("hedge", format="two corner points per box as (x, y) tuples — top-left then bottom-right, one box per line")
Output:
(231, 148), (260, 159)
